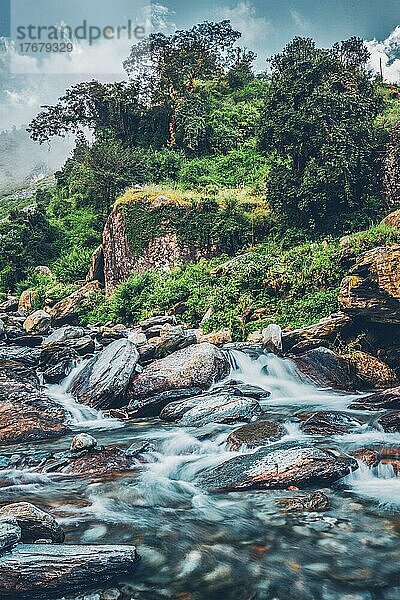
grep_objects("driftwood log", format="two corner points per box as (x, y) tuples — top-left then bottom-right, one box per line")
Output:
(0, 543), (140, 597)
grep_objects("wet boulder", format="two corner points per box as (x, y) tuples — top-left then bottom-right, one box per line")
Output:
(0, 346), (41, 368)
(347, 350), (398, 389)
(374, 411), (400, 433)
(0, 503), (65, 543)
(0, 518), (21, 551)
(0, 543), (140, 596)
(70, 339), (139, 410)
(23, 310), (51, 335)
(227, 420), (286, 450)
(176, 393), (262, 427)
(300, 411), (363, 435)
(338, 245), (400, 324)
(276, 490), (330, 512)
(353, 447), (400, 474)
(70, 433), (98, 454)
(292, 347), (356, 391)
(198, 441), (357, 492)
(0, 367), (70, 445)
(127, 387), (203, 418)
(42, 325), (86, 348)
(349, 386), (400, 411)
(40, 445), (139, 478)
(129, 343), (230, 402)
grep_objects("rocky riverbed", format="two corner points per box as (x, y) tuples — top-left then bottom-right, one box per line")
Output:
(0, 304), (399, 599)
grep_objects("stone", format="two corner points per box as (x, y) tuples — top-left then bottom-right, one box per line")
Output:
(0, 503), (64, 543)
(18, 290), (37, 314)
(349, 386), (400, 411)
(70, 433), (98, 454)
(300, 411), (362, 435)
(198, 441), (358, 492)
(42, 326), (86, 348)
(161, 393), (262, 427)
(198, 329), (233, 346)
(346, 350), (399, 389)
(282, 313), (353, 353)
(0, 518), (21, 551)
(262, 324), (283, 355)
(34, 265), (52, 276)
(70, 339), (139, 410)
(41, 446), (139, 477)
(40, 337), (95, 368)
(86, 245), (105, 285)
(338, 245), (400, 323)
(381, 209), (400, 229)
(153, 324), (196, 358)
(50, 281), (101, 326)
(0, 296), (18, 313)
(246, 330), (263, 344)
(0, 543), (140, 596)
(293, 347), (356, 390)
(227, 420), (286, 450)
(0, 364), (69, 445)
(23, 309), (51, 335)
(127, 386), (203, 418)
(140, 315), (176, 331)
(276, 491), (330, 512)
(374, 411), (400, 433)
(129, 343), (230, 401)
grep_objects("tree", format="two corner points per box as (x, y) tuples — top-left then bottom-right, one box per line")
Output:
(123, 20), (242, 147)
(260, 37), (385, 231)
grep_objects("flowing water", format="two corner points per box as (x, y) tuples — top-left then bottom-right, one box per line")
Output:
(1, 349), (399, 599)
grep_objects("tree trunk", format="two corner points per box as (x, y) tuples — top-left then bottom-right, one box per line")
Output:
(0, 543), (140, 597)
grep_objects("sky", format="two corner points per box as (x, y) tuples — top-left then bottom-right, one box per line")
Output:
(1, 0), (400, 132)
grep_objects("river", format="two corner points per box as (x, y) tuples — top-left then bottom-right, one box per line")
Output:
(0, 348), (399, 599)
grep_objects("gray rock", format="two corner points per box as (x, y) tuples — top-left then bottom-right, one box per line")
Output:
(198, 441), (358, 492)
(70, 339), (139, 409)
(129, 343), (229, 400)
(42, 326), (86, 348)
(23, 310), (51, 335)
(70, 433), (98, 454)
(0, 503), (64, 543)
(153, 324), (196, 358)
(0, 296), (18, 313)
(300, 411), (363, 435)
(127, 386), (203, 418)
(177, 393), (262, 427)
(0, 346), (41, 367)
(227, 420), (286, 450)
(262, 324), (283, 355)
(0, 517), (21, 551)
(292, 347), (356, 390)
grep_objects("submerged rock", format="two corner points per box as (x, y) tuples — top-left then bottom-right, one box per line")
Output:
(70, 339), (139, 410)
(70, 433), (98, 454)
(292, 347), (356, 391)
(198, 441), (357, 492)
(276, 490), (330, 512)
(0, 543), (140, 596)
(300, 411), (363, 435)
(0, 503), (64, 543)
(129, 343), (229, 401)
(227, 420), (286, 450)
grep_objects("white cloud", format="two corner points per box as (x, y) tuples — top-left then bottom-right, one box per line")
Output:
(213, 1), (272, 69)
(289, 9), (310, 32)
(366, 26), (400, 84)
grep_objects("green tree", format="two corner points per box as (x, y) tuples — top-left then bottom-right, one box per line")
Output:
(260, 37), (385, 231)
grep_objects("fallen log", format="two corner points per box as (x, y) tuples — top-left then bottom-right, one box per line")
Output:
(0, 543), (140, 597)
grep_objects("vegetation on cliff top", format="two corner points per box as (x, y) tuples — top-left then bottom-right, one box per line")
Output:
(0, 20), (399, 337)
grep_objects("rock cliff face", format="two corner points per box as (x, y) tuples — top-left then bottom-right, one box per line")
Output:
(338, 245), (400, 323)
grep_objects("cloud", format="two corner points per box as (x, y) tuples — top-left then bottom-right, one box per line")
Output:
(213, 1), (272, 69)
(289, 9), (310, 32)
(366, 26), (400, 83)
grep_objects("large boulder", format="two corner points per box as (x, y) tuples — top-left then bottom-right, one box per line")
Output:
(347, 350), (399, 389)
(381, 209), (400, 229)
(50, 281), (101, 326)
(349, 386), (400, 411)
(198, 441), (357, 492)
(282, 313), (353, 354)
(160, 392), (262, 427)
(0, 518), (21, 551)
(70, 339), (139, 410)
(299, 411), (362, 435)
(292, 347), (356, 390)
(152, 324), (196, 358)
(0, 363), (69, 445)
(338, 245), (400, 323)
(85, 245), (105, 285)
(128, 343), (230, 402)
(0, 503), (64, 543)
(23, 310), (51, 335)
